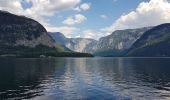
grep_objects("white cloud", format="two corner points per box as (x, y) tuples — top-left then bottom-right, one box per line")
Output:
(74, 3), (91, 12)
(29, 0), (80, 17)
(100, 15), (108, 19)
(75, 35), (81, 38)
(104, 0), (170, 33)
(63, 14), (87, 25)
(80, 3), (91, 11)
(82, 30), (110, 40)
(0, 0), (81, 32)
(0, 0), (81, 16)
(47, 26), (79, 38)
(0, 0), (23, 14)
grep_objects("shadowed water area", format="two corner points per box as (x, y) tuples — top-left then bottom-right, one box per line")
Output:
(0, 58), (170, 100)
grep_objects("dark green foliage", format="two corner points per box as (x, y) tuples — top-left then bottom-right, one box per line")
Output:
(0, 44), (93, 57)
(0, 44), (59, 55)
(19, 52), (93, 58)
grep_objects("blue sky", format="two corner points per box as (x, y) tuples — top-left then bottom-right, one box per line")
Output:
(0, 0), (170, 39)
(40, 0), (149, 38)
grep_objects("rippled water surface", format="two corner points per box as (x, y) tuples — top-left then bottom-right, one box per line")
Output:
(0, 58), (170, 100)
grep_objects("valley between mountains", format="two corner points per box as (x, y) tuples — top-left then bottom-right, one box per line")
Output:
(1, 10), (170, 57)
(49, 23), (170, 57)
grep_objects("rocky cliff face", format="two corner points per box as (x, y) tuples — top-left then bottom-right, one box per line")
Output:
(66, 38), (97, 53)
(0, 11), (56, 48)
(95, 27), (152, 51)
(49, 32), (97, 53)
(48, 32), (68, 46)
(0, 10), (65, 56)
(127, 23), (170, 57)
(89, 27), (152, 56)
(49, 27), (152, 56)
(49, 23), (170, 57)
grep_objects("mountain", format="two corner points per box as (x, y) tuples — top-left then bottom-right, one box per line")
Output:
(0, 10), (64, 57)
(49, 27), (152, 56)
(48, 32), (72, 51)
(48, 32), (68, 46)
(127, 23), (170, 57)
(48, 24), (170, 57)
(0, 11), (59, 47)
(0, 11), (93, 57)
(48, 32), (97, 53)
(66, 38), (97, 53)
(93, 27), (152, 56)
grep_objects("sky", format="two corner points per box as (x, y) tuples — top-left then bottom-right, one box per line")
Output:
(0, 0), (170, 40)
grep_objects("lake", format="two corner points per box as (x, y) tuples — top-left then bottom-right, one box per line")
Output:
(0, 58), (170, 100)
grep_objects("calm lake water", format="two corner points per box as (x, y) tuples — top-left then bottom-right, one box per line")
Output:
(0, 58), (170, 100)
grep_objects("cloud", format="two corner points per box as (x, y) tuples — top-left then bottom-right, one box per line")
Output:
(100, 15), (108, 19)
(103, 0), (170, 33)
(46, 26), (79, 38)
(75, 35), (81, 38)
(27, 0), (80, 17)
(0, 0), (81, 32)
(80, 3), (91, 11)
(63, 14), (87, 25)
(0, 0), (81, 16)
(74, 3), (91, 12)
(0, 0), (23, 13)
(82, 30), (110, 40)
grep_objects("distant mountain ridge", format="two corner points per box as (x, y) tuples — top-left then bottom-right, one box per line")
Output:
(49, 32), (97, 53)
(93, 27), (152, 56)
(127, 23), (170, 57)
(49, 23), (170, 57)
(66, 38), (98, 53)
(49, 27), (152, 56)
(1, 11), (170, 57)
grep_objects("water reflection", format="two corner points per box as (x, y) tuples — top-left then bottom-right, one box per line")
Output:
(0, 58), (66, 99)
(0, 58), (170, 100)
